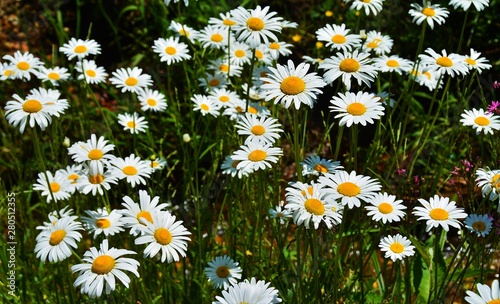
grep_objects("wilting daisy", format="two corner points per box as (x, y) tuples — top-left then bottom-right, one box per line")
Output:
(35, 216), (83, 263)
(117, 112), (149, 134)
(33, 170), (72, 203)
(192, 94), (220, 117)
(466, 279), (500, 304)
(362, 30), (393, 55)
(419, 48), (468, 77)
(269, 200), (293, 224)
(199, 25), (229, 49)
(285, 181), (343, 229)
(77, 168), (119, 196)
(231, 138), (283, 172)
(59, 37), (101, 60)
(205, 256), (243, 289)
(152, 36), (191, 65)
(198, 72), (228, 91)
(81, 208), (125, 239)
(260, 60), (326, 110)
(109, 67), (153, 94)
(329, 91), (385, 127)
(464, 48), (492, 74)
(208, 88), (242, 108)
(229, 41), (252, 66)
(267, 41), (293, 60)
(120, 190), (169, 236)
(475, 167), (500, 202)
(221, 155), (252, 179)
(168, 20), (199, 43)
(75, 59), (108, 84)
(460, 108), (500, 135)
(71, 239), (140, 298)
(112, 154), (152, 188)
(0, 62), (15, 80)
(318, 170), (382, 209)
(301, 154), (343, 177)
(135, 211), (191, 263)
(413, 195), (467, 232)
(315, 23), (361, 52)
(409, 1), (449, 30)
(320, 50), (377, 90)
(138, 88), (168, 112)
(449, 0), (490, 11)
(2, 51), (43, 81)
(235, 113), (283, 144)
(36, 66), (70, 85)
(231, 5), (283, 48)
(373, 55), (413, 74)
(379, 234), (415, 262)
(214, 277), (282, 304)
(365, 192), (407, 223)
(350, 0), (384, 16)
(464, 214), (493, 237)
(68, 134), (116, 175)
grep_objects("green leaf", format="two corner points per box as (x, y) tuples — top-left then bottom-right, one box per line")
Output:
(412, 253), (431, 303)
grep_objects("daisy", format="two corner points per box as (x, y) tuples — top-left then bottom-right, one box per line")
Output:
(77, 168), (119, 196)
(235, 113), (283, 144)
(464, 214), (493, 237)
(36, 206), (77, 230)
(373, 91), (396, 107)
(378, 234), (415, 262)
(315, 24), (361, 52)
(365, 192), (407, 223)
(135, 211), (191, 263)
(59, 37), (101, 60)
(120, 190), (169, 236)
(81, 208), (125, 239)
(71, 239), (140, 298)
(449, 0), (490, 11)
(2, 51), (43, 81)
(208, 12), (238, 28)
(109, 67), (152, 94)
(164, 0), (189, 6)
(231, 5), (283, 48)
(33, 170), (72, 203)
(269, 200), (293, 224)
(410, 66), (443, 90)
(208, 88), (242, 108)
(285, 181), (343, 229)
(152, 36), (191, 65)
(267, 41), (293, 60)
(28, 87), (69, 116)
(0, 62), (15, 80)
(362, 30), (393, 55)
(198, 25), (229, 49)
(475, 167), (500, 201)
(419, 48), (468, 77)
(412, 195), (467, 232)
(318, 170), (382, 209)
(231, 138), (283, 172)
(192, 94), (221, 117)
(36, 66), (70, 85)
(302, 55), (324, 66)
(464, 48), (492, 74)
(34, 216), (83, 263)
(350, 0), (384, 15)
(320, 50), (377, 90)
(67, 134), (116, 175)
(117, 112), (149, 134)
(198, 72), (228, 91)
(465, 279), (500, 303)
(222, 99), (270, 120)
(254, 46), (273, 65)
(260, 60), (326, 110)
(168, 20), (199, 43)
(373, 55), (413, 74)
(207, 58), (243, 78)
(329, 91), (385, 127)
(137, 88), (168, 112)
(149, 157), (167, 171)
(460, 108), (500, 135)
(301, 154), (343, 177)
(4, 93), (61, 133)
(229, 41), (252, 66)
(75, 59), (108, 84)
(409, 1), (449, 30)
(214, 277), (282, 304)
(205, 256), (243, 289)
(112, 154), (152, 188)
(220, 155), (252, 179)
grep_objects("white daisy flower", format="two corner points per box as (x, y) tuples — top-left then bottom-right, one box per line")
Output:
(28, 87), (69, 116)
(77, 168), (119, 196)
(449, 0), (490, 11)
(138, 88), (168, 112)
(152, 36), (191, 65)
(373, 55), (413, 74)
(168, 20), (199, 43)
(192, 94), (221, 117)
(464, 214), (493, 237)
(36, 206), (77, 230)
(231, 138), (283, 172)
(222, 99), (270, 120)
(235, 113), (283, 144)
(365, 192), (407, 223)
(231, 5), (283, 48)
(362, 30), (393, 55)
(229, 41), (252, 66)
(33, 170), (72, 203)
(475, 167), (500, 201)
(71, 239), (140, 298)
(34, 216), (83, 263)
(329, 91), (385, 127)
(214, 277), (282, 304)
(412, 195), (468, 232)
(67, 134), (116, 175)
(4, 93), (61, 133)
(267, 41), (293, 60)
(208, 88), (242, 108)
(36, 66), (70, 85)
(350, 0), (384, 15)
(320, 50), (377, 90)
(409, 66), (443, 91)
(419, 48), (468, 77)
(2, 51), (43, 81)
(269, 200), (293, 224)
(59, 37), (101, 60)
(109, 67), (153, 94)
(134, 211), (191, 263)
(221, 155), (252, 179)
(409, 1), (449, 30)
(464, 48), (492, 74)
(465, 279), (500, 303)
(0, 62), (16, 80)
(75, 59), (108, 84)
(378, 234), (415, 262)
(164, 0), (189, 6)
(57, 164), (84, 193)
(112, 154), (152, 188)
(198, 25), (229, 49)
(460, 108), (500, 135)
(315, 23), (361, 52)
(301, 154), (343, 177)
(208, 12), (238, 28)
(253, 46), (273, 65)
(81, 208), (125, 239)
(117, 112), (148, 134)
(373, 91), (396, 107)
(120, 190), (169, 236)
(149, 157), (167, 171)
(198, 72), (228, 91)
(207, 58), (243, 78)
(205, 255), (243, 289)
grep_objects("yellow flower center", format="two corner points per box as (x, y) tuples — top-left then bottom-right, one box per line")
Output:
(234, 50), (245, 58)
(339, 58), (360, 73)
(127, 121), (136, 129)
(390, 242), (404, 253)
(248, 149), (267, 162)
(165, 46), (177, 55)
(125, 77), (138, 86)
(347, 102), (367, 116)
(122, 165), (138, 176)
(248, 106), (258, 114)
(270, 42), (281, 50)
(86, 69), (97, 77)
(89, 174), (104, 184)
(337, 182), (361, 197)
(68, 173), (79, 182)
(378, 202), (393, 214)
(74, 45), (88, 54)
(96, 218), (111, 228)
(91, 255), (116, 274)
(137, 211), (153, 224)
(465, 58), (476, 66)
(367, 38), (382, 49)
(314, 164), (329, 173)
(280, 76), (306, 95)
(331, 34), (347, 44)
(255, 49), (263, 59)
(304, 198), (325, 215)
(200, 103), (210, 111)
(219, 95), (230, 102)
(219, 64), (229, 73)
(246, 17), (264, 31)
(147, 98), (157, 106)
(422, 7), (435, 17)
(48, 72), (60, 80)
(251, 125), (266, 135)
(429, 208), (449, 220)
(216, 266), (230, 278)
(472, 221), (486, 232)
(88, 149), (103, 160)
(209, 79), (220, 87)
(17, 61), (30, 70)
(22, 99), (42, 113)
(151, 161), (159, 168)
(154, 227), (172, 245)
(4, 69), (13, 77)
(436, 57), (453, 67)
(49, 230), (66, 246)
(487, 300), (500, 304)
(474, 116), (490, 126)
(386, 59), (399, 68)
(49, 182), (61, 193)
(223, 18), (236, 26)
(211, 33), (223, 42)
(179, 29), (190, 37)
(231, 160), (240, 168)
(423, 71), (432, 80)
(491, 174), (500, 191)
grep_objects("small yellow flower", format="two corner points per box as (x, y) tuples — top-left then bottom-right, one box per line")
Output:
(292, 34), (302, 42)
(316, 41), (324, 49)
(325, 10), (333, 17)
